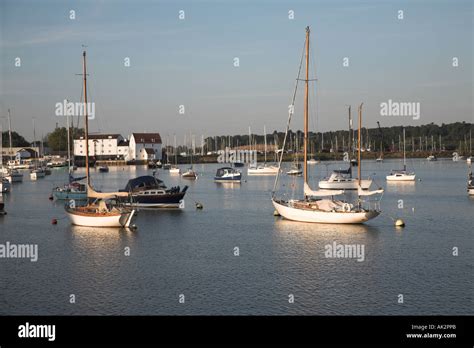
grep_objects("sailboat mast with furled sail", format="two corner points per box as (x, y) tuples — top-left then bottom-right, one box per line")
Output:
(272, 26), (383, 224)
(65, 50), (135, 228)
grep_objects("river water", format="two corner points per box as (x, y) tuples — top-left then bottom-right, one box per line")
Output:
(0, 159), (472, 315)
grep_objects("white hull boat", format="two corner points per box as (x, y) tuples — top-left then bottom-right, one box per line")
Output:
(270, 27), (382, 226)
(30, 169), (45, 180)
(248, 165), (279, 175)
(170, 166), (180, 174)
(386, 171), (416, 181)
(319, 178), (372, 190)
(273, 199), (380, 224)
(66, 205), (135, 227)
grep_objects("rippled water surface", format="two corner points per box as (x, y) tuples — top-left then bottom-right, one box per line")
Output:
(0, 159), (472, 315)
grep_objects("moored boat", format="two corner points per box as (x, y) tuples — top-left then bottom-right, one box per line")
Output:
(64, 50), (136, 228)
(0, 178), (11, 193)
(182, 168), (198, 179)
(30, 168), (46, 180)
(119, 175), (188, 208)
(215, 167), (242, 182)
(386, 128), (415, 182)
(271, 27), (382, 224)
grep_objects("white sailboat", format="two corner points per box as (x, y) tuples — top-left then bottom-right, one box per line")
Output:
(248, 125), (279, 175)
(319, 106), (372, 190)
(272, 27), (382, 224)
(386, 128), (416, 181)
(0, 127), (11, 193)
(170, 135), (180, 174)
(1, 110), (23, 183)
(65, 50), (135, 228)
(29, 118), (45, 181)
(467, 130), (472, 164)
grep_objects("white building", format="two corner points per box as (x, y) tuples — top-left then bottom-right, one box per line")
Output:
(74, 134), (125, 159)
(73, 132), (162, 162)
(129, 133), (162, 161)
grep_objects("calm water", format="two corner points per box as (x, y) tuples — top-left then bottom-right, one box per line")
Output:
(0, 159), (472, 315)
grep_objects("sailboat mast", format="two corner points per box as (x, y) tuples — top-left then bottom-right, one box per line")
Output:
(32, 118), (37, 165)
(357, 103), (363, 186)
(174, 134), (177, 165)
(348, 106), (352, 156)
(7, 109), (13, 161)
(66, 113), (71, 174)
(264, 125), (267, 163)
(403, 128), (406, 170)
(82, 51), (90, 186)
(303, 26), (310, 185)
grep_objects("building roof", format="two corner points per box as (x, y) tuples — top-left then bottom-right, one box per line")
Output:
(118, 140), (129, 147)
(132, 133), (162, 144)
(143, 148), (156, 154)
(75, 134), (122, 140)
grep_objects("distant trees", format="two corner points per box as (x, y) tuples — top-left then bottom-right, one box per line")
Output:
(1, 131), (30, 148)
(204, 122), (473, 153)
(46, 127), (85, 152)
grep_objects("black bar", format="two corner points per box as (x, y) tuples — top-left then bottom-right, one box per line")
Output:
(0, 316), (472, 346)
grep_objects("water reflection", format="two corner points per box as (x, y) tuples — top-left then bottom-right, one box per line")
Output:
(273, 218), (380, 240)
(385, 181), (416, 193)
(215, 182), (242, 190)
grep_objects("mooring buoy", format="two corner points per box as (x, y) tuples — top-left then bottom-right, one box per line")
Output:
(395, 219), (405, 227)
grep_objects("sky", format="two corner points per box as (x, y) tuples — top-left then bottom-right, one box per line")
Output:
(0, 0), (472, 143)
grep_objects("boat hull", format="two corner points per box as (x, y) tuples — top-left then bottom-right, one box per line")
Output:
(53, 190), (88, 200)
(0, 181), (11, 193)
(319, 179), (372, 190)
(126, 192), (186, 208)
(468, 187), (474, 196)
(386, 174), (416, 181)
(65, 209), (135, 227)
(272, 199), (379, 224)
(247, 166), (279, 175)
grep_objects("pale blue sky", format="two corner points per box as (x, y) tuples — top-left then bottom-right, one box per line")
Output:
(1, 0), (472, 142)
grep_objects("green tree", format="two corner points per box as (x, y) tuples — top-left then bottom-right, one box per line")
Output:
(47, 127), (84, 152)
(1, 131), (30, 147)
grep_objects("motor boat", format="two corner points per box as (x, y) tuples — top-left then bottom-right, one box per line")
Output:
(170, 166), (180, 175)
(52, 181), (87, 200)
(214, 167), (242, 182)
(247, 164), (279, 175)
(0, 177), (11, 193)
(30, 168), (46, 180)
(319, 169), (372, 190)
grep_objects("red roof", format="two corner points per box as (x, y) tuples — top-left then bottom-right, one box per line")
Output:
(132, 133), (162, 144)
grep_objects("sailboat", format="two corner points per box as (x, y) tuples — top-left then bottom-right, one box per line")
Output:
(65, 50), (135, 228)
(248, 125), (279, 175)
(1, 110), (23, 183)
(386, 128), (416, 181)
(467, 130), (472, 164)
(0, 127), (11, 193)
(319, 106), (372, 190)
(272, 27), (382, 224)
(287, 135), (302, 176)
(30, 118), (45, 180)
(468, 164), (474, 196)
(170, 135), (180, 174)
(52, 114), (87, 200)
(182, 133), (198, 179)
